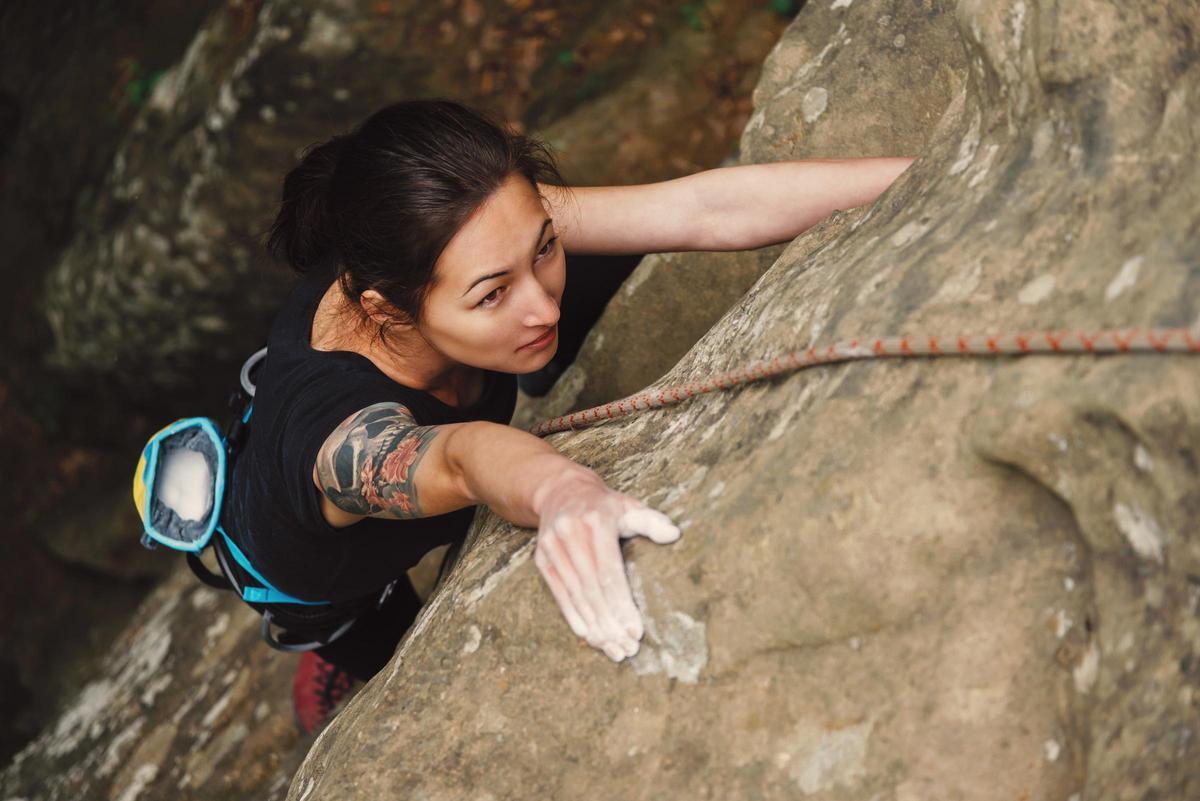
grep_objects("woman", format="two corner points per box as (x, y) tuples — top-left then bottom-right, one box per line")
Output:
(223, 98), (913, 734)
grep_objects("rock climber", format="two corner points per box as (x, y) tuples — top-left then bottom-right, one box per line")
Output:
(219, 97), (913, 733)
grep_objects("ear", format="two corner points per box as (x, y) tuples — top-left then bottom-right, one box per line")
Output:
(359, 290), (414, 330)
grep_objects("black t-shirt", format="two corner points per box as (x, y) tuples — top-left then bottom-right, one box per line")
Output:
(224, 262), (518, 604)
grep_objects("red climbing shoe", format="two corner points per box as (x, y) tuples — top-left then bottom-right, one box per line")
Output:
(292, 651), (355, 735)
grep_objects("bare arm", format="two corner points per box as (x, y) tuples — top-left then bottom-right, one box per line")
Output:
(691, 158), (912, 251)
(312, 406), (681, 664)
(536, 179), (706, 256)
(694, 157), (916, 250)
(536, 156), (915, 256)
(312, 404), (596, 528)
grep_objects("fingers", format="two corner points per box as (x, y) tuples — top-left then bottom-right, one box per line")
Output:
(532, 489), (681, 664)
(587, 513), (644, 644)
(617, 505), (682, 544)
(533, 545), (590, 640)
(539, 515), (639, 661)
(536, 529), (602, 643)
(564, 513), (639, 660)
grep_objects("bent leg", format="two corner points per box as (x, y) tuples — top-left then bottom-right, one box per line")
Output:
(313, 575), (425, 682)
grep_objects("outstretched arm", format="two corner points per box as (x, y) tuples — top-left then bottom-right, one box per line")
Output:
(312, 405), (682, 663)
(537, 156), (914, 256)
(692, 157), (915, 250)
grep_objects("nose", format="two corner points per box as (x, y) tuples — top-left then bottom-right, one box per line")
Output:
(521, 276), (561, 329)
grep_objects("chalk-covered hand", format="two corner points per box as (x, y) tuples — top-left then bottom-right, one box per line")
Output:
(530, 470), (681, 662)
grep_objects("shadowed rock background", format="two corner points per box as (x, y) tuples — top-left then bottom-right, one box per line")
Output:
(4, 0), (1198, 799)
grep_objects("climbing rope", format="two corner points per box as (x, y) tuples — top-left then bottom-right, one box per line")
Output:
(527, 326), (1200, 437)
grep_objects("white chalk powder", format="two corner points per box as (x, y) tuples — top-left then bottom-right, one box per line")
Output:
(157, 449), (212, 521)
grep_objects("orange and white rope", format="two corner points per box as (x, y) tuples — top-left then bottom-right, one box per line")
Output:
(528, 326), (1200, 437)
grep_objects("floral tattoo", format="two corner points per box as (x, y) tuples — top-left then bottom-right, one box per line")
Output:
(315, 402), (441, 519)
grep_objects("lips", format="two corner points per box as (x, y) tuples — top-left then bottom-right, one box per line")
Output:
(521, 326), (556, 350)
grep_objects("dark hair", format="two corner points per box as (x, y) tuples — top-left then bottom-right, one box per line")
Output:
(265, 98), (571, 345)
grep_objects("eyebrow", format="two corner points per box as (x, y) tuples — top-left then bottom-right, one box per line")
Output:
(461, 217), (553, 298)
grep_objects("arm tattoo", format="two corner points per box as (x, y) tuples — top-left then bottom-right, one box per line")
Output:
(315, 402), (442, 519)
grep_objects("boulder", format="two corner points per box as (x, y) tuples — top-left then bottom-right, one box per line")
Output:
(295, 1), (1200, 799)
(0, 544), (465, 801)
(0, 569), (309, 801)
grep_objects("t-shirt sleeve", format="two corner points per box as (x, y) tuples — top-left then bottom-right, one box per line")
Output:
(277, 367), (438, 534)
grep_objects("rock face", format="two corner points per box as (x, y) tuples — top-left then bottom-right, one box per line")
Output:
(293, 1), (1200, 799)
(0, 545), (460, 801)
(0, 569), (310, 801)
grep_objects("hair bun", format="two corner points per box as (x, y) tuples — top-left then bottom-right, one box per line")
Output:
(265, 134), (352, 273)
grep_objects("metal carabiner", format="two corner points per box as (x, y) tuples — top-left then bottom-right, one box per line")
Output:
(240, 346), (269, 398)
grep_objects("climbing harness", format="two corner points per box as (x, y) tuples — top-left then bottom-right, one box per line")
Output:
(132, 346), (397, 652)
(527, 326), (1200, 436)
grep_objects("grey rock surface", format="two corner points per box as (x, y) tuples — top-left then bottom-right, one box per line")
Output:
(0, 546), (462, 801)
(0, 569), (309, 801)
(296, 0), (1200, 798)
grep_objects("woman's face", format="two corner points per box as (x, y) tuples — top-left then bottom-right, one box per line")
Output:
(411, 172), (566, 375)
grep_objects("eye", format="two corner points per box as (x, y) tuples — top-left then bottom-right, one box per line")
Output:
(477, 287), (503, 309)
(474, 236), (558, 310)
